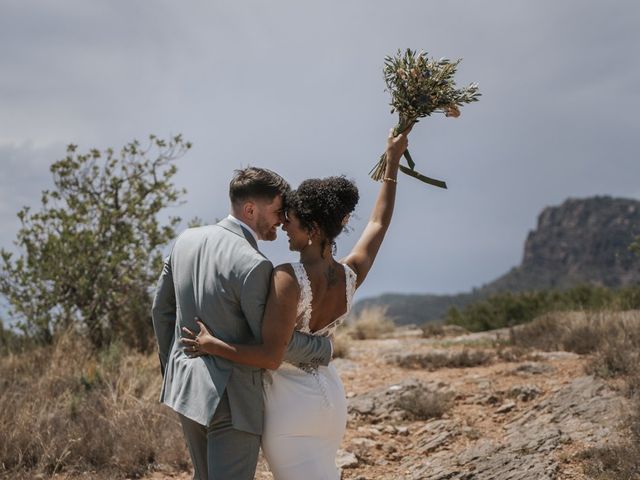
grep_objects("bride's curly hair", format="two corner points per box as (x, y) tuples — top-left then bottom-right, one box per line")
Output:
(285, 176), (359, 256)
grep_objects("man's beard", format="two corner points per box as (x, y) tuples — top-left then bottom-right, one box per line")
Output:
(256, 217), (277, 241)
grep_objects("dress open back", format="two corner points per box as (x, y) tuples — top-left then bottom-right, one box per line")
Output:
(261, 262), (356, 480)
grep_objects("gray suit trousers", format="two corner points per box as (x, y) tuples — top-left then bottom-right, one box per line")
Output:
(178, 391), (261, 480)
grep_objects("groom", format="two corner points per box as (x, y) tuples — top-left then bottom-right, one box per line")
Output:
(152, 167), (333, 480)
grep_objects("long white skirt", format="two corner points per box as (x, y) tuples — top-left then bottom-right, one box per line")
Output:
(262, 362), (348, 480)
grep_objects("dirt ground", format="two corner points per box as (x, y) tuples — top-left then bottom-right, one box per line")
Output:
(133, 329), (620, 480)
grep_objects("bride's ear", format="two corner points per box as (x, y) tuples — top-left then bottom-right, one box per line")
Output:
(309, 223), (321, 240)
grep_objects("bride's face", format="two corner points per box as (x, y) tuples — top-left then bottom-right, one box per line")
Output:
(282, 209), (310, 251)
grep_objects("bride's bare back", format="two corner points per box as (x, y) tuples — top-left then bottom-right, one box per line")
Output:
(286, 260), (357, 336)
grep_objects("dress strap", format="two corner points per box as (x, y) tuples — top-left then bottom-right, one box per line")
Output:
(344, 263), (357, 309)
(291, 262), (312, 333)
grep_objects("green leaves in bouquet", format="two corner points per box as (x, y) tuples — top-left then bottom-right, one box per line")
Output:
(384, 49), (480, 119)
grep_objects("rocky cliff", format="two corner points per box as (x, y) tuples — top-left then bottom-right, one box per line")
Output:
(486, 196), (640, 293)
(353, 196), (640, 326)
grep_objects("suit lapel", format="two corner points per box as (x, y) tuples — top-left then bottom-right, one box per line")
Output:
(217, 217), (259, 251)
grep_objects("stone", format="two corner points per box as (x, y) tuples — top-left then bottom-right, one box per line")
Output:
(509, 384), (542, 401)
(335, 450), (358, 469)
(399, 375), (625, 480)
(496, 401), (517, 414)
(514, 362), (555, 375)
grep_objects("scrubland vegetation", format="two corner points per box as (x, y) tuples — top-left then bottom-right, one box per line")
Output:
(445, 284), (640, 332)
(509, 310), (640, 479)
(0, 331), (189, 479)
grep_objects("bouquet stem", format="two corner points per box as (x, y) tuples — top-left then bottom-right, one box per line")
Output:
(369, 119), (448, 189)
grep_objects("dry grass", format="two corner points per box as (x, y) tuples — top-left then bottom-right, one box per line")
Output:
(331, 329), (351, 359)
(395, 389), (454, 420)
(510, 310), (640, 355)
(421, 323), (468, 338)
(348, 306), (395, 340)
(510, 310), (640, 386)
(0, 332), (189, 478)
(578, 402), (640, 479)
(394, 348), (493, 370)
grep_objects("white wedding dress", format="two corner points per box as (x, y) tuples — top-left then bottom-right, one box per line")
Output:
(261, 262), (356, 480)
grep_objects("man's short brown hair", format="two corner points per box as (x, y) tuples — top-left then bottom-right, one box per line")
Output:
(229, 167), (290, 206)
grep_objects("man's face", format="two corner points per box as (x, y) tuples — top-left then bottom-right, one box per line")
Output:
(253, 195), (283, 241)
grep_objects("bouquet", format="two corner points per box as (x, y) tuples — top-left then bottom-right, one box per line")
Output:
(370, 49), (481, 188)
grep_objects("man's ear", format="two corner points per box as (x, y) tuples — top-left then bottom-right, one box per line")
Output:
(242, 200), (256, 219)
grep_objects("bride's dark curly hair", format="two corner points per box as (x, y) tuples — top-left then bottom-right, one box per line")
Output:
(285, 176), (359, 255)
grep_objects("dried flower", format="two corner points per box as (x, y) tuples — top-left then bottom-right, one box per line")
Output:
(444, 104), (461, 118)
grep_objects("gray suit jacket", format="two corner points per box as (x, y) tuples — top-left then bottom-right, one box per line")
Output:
(152, 218), (332, 434)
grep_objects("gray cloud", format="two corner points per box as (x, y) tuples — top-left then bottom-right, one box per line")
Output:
(1, 0), (639, 304)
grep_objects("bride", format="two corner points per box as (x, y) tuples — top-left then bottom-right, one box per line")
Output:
(181, 128), (409, 479)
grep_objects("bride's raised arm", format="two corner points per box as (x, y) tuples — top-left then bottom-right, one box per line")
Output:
(341, 129), (409, 288)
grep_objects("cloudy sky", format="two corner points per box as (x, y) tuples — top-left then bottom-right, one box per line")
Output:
(1, 1), (639, 308)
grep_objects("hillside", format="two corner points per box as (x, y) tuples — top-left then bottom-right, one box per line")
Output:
(4, 311), (634, 479)
(353, 196), (640, 326)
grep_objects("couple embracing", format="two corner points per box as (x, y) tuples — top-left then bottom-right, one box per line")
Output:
(151, 129), (409, 479)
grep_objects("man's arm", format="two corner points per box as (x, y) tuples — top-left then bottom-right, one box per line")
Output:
(151, 255), (176, 375)
(284, 331), (333, 366)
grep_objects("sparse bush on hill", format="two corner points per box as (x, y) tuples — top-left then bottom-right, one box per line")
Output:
(508, 310), (640, 362)
(0, 135), (191, 350)
(395, 389), (453, 420)
(349, 306), (395, 340)
(0, 332), (189, 478)
(421, 323), (468, 338)
(394, 348), (492, 370)
(446, 285), (640, 332)
(632, 235), (640, 256)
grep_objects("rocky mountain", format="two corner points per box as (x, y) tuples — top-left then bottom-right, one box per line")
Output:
(353, 196), (640, 326)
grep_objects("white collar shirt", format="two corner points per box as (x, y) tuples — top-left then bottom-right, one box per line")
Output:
(227, 214), (259, 244)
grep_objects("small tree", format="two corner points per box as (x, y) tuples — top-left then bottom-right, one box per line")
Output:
(0, 135), (191, 350)
(632, 236), (640, 256)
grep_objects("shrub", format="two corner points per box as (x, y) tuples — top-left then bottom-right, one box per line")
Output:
(0, 332), (189, 477)
(421, 323), (468, 338)
(349, 306), (395, 340)
(394, 348), (492, 370)
(0, 135), (191, 350)
(446, 285), (640, 332)
(395, 389), (454, 420)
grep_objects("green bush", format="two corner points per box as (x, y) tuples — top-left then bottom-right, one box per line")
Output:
(445, 285), (640, 332)
(0, 135), (190, 350)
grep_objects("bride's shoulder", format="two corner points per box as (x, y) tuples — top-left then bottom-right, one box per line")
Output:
(271, 263), (300, 284)
(273, 262), (296, 275)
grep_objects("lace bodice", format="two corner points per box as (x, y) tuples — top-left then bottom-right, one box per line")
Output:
(290, 262), (357, 337)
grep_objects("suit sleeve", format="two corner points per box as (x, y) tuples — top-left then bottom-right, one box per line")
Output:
(151, 255), (176, 375)
(284, 331), (333, 366)
(239, 259), (273, 343)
